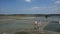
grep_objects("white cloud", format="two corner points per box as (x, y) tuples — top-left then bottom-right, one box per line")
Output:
(55, 0), (60, 4)
(25, 0), (32, 2)
(52, 0), (60, 6)
(23, 6), (60, 14)
(32, 7), (39, 9)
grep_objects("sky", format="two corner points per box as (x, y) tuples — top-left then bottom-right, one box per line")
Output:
(0, 0), (60, 14)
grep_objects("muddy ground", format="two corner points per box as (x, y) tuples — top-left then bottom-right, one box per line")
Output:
(0, 16), (60, 34)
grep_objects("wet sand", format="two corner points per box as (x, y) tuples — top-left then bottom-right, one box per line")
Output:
(0, 16), (60, 34)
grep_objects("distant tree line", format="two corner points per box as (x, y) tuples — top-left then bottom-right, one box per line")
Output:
(0, 14), (60, 17)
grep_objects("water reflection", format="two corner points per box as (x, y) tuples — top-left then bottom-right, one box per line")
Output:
(0, 16), (60, 33)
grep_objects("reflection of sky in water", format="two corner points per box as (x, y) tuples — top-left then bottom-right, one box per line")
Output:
(44, 23), (60, 32)
(35, 16), (60, 21)
(0, 16), (60, 32)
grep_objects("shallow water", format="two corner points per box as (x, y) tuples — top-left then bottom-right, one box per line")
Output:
(44, 23), (60, 32)
(0, 16), (60, 32)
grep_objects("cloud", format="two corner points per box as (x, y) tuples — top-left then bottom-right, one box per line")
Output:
(55, 0), (60, 4)
(23, 6), (60, 14)
(25, 0), (32, 2)
(32, 7), (40, 10)
(1, 6), (60, 14)
(52, 0), (60, 6)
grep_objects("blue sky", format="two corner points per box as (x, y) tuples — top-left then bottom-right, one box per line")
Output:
(0, 0), (60, 14)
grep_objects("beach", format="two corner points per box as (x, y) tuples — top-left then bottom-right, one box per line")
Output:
(0, 16), (60, 34)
